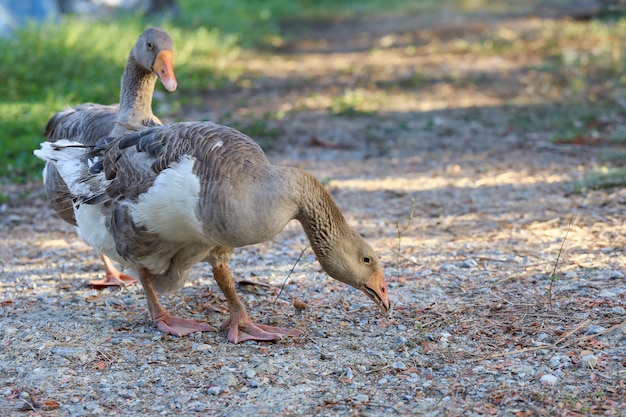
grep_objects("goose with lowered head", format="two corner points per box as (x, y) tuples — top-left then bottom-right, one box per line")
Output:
(42, 27), (177, 288)
(35, 121), (390, 343)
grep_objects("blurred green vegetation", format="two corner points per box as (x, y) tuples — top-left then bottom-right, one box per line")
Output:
(2, 0), (626, 187)
(0, 0), (427, 183)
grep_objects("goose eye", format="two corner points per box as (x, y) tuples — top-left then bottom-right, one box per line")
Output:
(147, 42), (153, 49)
(363, 256), (371, 264)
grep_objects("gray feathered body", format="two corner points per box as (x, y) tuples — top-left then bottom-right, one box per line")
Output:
(78, 122), (301, 292)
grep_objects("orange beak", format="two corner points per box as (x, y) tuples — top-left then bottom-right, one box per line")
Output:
(361, 266), (390, 313)
(153, 50), (177, 92)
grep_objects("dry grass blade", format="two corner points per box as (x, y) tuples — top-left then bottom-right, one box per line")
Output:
(395, 198), (415, 280)
(553, 318), (591, 345)
(567, 319), (626, 345)
(273, 246), (308, 305)
(547, 214), (576, 310)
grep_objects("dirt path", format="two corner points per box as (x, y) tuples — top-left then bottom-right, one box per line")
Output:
(2, 4), (625, 416)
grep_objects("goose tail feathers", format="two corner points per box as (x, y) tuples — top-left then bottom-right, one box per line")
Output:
(34, 140), (103, 201)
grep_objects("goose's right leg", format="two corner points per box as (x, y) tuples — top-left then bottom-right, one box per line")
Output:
(212, 263), (300, 343)
(137, 267), (215, 337)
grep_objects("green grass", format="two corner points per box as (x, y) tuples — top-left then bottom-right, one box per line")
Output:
(0, 0), (424, 184)
(329, 88), (372, 116)
(572, 166), (626, 192)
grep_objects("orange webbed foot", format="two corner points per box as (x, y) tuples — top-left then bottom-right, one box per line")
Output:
(91, 255), (137, 289)
(89, 272), (137, 289)
(154, 311), (216, 337)
(220, 312), (299, 343)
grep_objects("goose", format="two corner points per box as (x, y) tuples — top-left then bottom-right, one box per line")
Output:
(42, 27), (177, 288)
(35, 122), (390, 343)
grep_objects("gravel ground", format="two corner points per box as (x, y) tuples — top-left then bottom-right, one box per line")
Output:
(2, 4), (626, 416)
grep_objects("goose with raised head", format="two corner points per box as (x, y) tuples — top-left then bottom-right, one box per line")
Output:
(35, 121), (390, 343)
(42, 27), (177, 288)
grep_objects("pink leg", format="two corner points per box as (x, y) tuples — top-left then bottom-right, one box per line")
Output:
(138, 267), (215, 337)
(89, 255), (137, 289)
(212, 263), (300, 343)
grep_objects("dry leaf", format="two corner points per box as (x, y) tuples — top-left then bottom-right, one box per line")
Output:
(293, 298), (307, 311)
(41, 399), (60, 411)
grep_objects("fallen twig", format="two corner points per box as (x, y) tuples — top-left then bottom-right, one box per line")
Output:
(554, 318), (591, 345)
(566, 319), (626, 346)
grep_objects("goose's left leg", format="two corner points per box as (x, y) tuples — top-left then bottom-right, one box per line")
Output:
(212, 263), (299, 343)
(138, 267), (215, 337)
(89, 255), (137, 288)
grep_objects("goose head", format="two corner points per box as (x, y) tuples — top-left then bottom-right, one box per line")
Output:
(132, 27), (177, 92)
(317, 230), (390, 313)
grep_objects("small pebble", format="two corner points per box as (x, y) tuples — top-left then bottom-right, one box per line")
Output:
(85, 401), (102, 412)
(50, 346), (89, 362)
(440, 263), (457, 271)
(192, 343), (212, 352)
(472, 366), (486, 374)
(119, 390), (135, 399)
(461, 259), (478, 268)
(535, 333), (551, 342)
(354, 394), (369, 403)
(580, 352), (598, 369)
(585, 325), (606, 335)
(442, 365), (456, 374)
(175, 392), (191, 403)
(549, 355), (570, 369)
(439, 332), (451, 347)
(207, 386), (222, 396)
(540, 374), (558, 385)
(394, 336), (408, 345)
(104, 298), (123, 306)
(187, 401), (208, 412)
(610, 306), (626, 315)
(213, 374), (238, 388)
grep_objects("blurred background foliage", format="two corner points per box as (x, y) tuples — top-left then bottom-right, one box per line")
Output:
(1, 0), (626, 184)
(0, 0), (432, 182)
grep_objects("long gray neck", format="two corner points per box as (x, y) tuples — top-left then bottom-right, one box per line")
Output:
(293, 169), (347, 260)
(112, 54), (157, 136)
